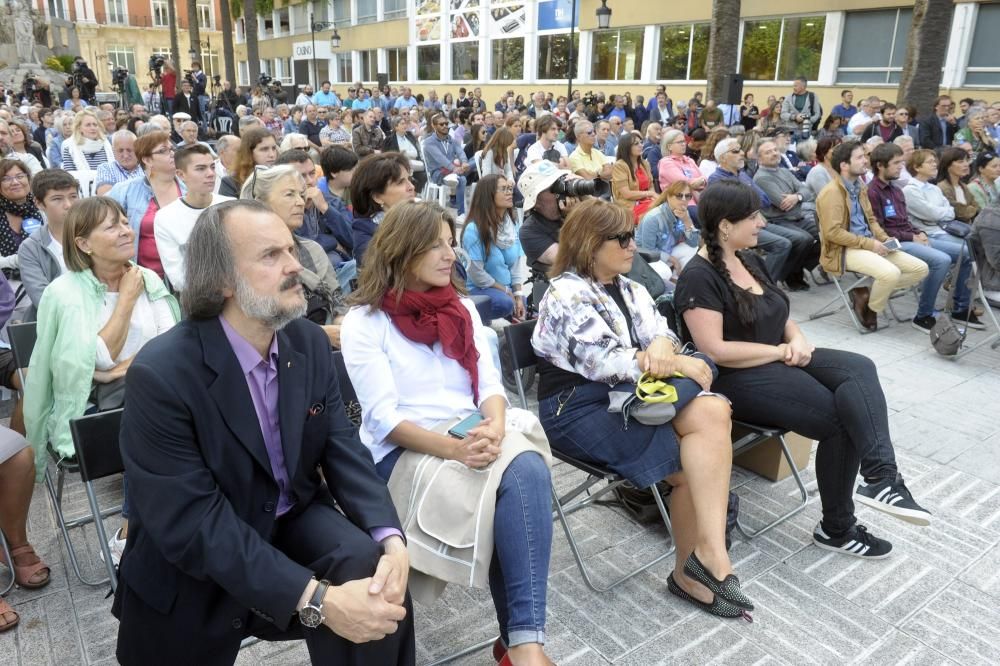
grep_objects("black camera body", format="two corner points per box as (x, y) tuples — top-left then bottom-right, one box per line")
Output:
(111, 67), (129, 89)
(258, 73), (273, 86)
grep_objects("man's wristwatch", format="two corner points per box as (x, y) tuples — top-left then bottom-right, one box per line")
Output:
(299, 579), (331, 629)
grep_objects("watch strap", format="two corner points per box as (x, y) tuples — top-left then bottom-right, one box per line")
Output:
(309, 579), (331, 611)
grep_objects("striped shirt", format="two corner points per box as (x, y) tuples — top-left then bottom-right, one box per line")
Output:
(95, 161), (143, 188)
(61, 142), (112, 171)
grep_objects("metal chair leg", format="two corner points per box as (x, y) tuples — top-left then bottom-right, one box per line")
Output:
(425, 637), (498, 666)
(85, 481), (118, 593)
(45, 467), (110, 587)
(0, 529), (14, 595)
(736, 435), (810, 539)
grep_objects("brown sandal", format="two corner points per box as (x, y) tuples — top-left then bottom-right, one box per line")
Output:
(1, 544), (51, 589)
(0, 596), (18, 633)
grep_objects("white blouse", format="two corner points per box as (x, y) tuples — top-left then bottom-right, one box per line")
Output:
(341, 298), (506, 464)
(94, 291), (176, 370)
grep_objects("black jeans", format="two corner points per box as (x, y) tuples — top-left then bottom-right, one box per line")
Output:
(714, 348), (897, 535)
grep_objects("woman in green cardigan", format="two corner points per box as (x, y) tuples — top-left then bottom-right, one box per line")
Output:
(24, 196), (178, 567)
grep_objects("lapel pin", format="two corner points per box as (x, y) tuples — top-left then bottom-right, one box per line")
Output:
(309, 403), (325, 416)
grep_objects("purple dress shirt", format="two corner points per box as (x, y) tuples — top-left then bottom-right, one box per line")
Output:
(219, 316), (402, 541)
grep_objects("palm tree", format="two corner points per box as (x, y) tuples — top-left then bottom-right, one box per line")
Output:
(187, 0), (202, 70)
(243, 0), (261, 84)
(167, 0), (181, 96)
(704, 0), (741, 102)
(897, 0), (955, 117)
(219, 0), (236, 83)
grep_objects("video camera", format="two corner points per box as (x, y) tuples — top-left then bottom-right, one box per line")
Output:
(111, 67), (129, 90)
(148, 56), (164, 75)
(21, 75), (37, 98)
(258, 72), (272, 86)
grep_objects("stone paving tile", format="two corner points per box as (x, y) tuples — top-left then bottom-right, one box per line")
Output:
(615, 612), (777, 666)
(949, 431), (1000, 485)
(855, 628), (958, 665)
(958, 541), (1000, 605)
(900, 581), (1000, 666)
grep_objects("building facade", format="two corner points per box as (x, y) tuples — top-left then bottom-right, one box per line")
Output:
(234, 0), (999, 111)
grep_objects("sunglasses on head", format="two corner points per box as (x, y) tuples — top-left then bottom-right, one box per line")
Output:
(606, 231), (635, 249)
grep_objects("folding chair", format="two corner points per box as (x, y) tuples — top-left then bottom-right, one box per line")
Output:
(68, 409), (125, 591)
(0, 529), (13, 595)
(329, 352), (497, 665)
(503, 321), (676, 593)
(658, 299), (809, 539)
(947, 233), (1000, 359)
(8, 322), (122, 587)
(808, 272), (908, 333)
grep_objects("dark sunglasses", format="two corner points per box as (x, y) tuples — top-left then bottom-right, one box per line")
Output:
(606, 231), (635, 249)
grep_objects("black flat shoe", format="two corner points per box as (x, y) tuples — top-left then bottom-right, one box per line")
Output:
(667, 574), (752, 621)
(684, 551), (754, 610)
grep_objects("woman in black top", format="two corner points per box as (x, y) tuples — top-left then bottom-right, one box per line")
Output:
(674, 180), (931, 562)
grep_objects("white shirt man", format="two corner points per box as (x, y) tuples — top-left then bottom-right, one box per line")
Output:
(848, 97), (881, 136)
(154, 145), (234, 290)
(525, 117), (568, 168)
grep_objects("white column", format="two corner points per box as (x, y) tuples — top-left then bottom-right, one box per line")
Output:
(942, 2), (977, 89)
(576, 30), (592, 84)
(641, 25), (656, 84)
(817, 12), (843, 86)
(524, 28), (538, 85)
(73, 0), (87, 22)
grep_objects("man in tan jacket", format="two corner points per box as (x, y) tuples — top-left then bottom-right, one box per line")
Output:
(816, 141), (927, 330)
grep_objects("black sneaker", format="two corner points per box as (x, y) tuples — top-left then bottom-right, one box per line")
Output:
(855, 475), (932, 526)
(813, 523), (892, 559)
(951, 310), (987, 330)
(911, 315), (936, 333)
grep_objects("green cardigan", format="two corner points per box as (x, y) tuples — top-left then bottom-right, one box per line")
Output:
(24, 266), (179, 482)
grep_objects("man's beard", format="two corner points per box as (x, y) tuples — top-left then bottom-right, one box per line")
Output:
(234, 274), (307, 331)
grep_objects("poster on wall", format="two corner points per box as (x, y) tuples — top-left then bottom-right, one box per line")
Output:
(452, 12), (480, 38)
(415, 0), (441, 15)
(536, 0), (578, 31)
(488, 4), (526, 36)
(417, 16), (442, 40)
(450, 0), (479, 9)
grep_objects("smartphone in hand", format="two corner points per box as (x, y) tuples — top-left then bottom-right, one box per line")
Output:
(448, 413), (485, 439)
(883, 237), (901, 252)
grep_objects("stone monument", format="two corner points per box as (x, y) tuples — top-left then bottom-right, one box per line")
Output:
(0, 0), (66, 101)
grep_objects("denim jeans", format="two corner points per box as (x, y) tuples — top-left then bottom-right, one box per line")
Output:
(442, 174), (468, 215)
(902, 233), (972, 315)
(713, 348), (898, 535)
(755, 227), (792, 281)
(334, 259), (357, 295)
(470, 286), (514, 319)
(763, 221), (815, 281)
(376, 448), (551, 646)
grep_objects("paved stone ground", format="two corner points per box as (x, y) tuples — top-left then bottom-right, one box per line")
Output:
(3, 283), (1000, 665)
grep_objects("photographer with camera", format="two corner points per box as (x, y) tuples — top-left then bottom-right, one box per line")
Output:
(71, 57), (98, 102)
(173, 79), (202, 125)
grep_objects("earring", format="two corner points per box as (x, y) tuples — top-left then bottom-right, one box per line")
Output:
(721, 230), (730, 242)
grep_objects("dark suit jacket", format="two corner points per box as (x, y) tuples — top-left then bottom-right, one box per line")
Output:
(173, 93), (202, 123)
(918, 114), (957, 150)
(113, 316), (400, 665)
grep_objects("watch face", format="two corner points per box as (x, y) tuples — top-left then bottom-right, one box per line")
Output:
(299, 606), (322, 628)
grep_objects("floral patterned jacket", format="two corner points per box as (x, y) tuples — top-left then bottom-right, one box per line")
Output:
(531, 271), (679, 386)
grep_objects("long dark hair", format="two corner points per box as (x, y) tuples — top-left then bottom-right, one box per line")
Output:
(615, 132), (644, 182)
(697, 180), (771, 326)
(482, 127), (514, 168)
(463, 174), (509, 259)
(938, 146), (969, 184)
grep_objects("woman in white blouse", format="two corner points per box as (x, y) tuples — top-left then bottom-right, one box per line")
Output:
(342, 201), (554, 666)
(24, 196), (178, 566)
(385, 115), (426, 194)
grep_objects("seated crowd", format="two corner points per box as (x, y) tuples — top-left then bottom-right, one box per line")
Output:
(5, 77), (1000, 665)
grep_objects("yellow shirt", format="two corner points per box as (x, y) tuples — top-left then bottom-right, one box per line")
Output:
(568, 146), (610, 176)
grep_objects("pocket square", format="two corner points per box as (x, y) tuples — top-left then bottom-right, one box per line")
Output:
(308, 403), (325, 417)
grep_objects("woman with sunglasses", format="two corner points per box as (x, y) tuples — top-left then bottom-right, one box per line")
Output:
(657, 129), (706, 199)
(342, 201), (554, 666)
(676, 180), (930, 563)
(217, 128), (278, 198)
(106, 130), (183, 278)
(532, 199), (750, 619)
(461, 174), (526, 320)
(637, 181), (700, 285)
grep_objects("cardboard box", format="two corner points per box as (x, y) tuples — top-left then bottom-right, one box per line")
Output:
(732, 429), (813, 482)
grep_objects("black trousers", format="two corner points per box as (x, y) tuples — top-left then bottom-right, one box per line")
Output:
(714, 348), (897, 535)
(253, 495), (416, 666)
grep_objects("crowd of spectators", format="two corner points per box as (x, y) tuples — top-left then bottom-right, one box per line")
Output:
(1, 73), (999, 665)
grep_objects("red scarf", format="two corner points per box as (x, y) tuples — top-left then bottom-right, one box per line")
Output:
(381, 286), (481, 403)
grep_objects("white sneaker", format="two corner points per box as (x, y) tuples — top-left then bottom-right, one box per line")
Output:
(99, 528), (127, 567)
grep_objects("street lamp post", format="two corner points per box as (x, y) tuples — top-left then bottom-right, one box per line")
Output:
(567, 0), (612, 101)
(310, 13), (342, 89)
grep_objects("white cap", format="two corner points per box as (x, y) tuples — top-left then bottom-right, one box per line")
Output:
(517, 160), (572, 211)
(172, 112), (192, 121)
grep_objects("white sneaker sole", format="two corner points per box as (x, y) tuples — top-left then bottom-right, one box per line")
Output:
(855, 493), (932, 527)
(812, 537), (892, 559)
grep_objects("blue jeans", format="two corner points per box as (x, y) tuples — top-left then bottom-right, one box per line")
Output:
(334, 259), (357, 295)
(440, 174), (468, 215)
(902, 234), (972, 315)
(375, 448), (551, 646)
(470, 286), (514, 319)
(755, 227), (792, 281)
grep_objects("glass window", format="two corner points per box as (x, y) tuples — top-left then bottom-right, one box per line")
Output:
(275, 7), (289, 34)
(591, 28), (644, 81)
(387, 47), (408, 81)
(837, 9), (913, 84)
(337, 53), (353, 82)
(965, 3), (1000, 86)
(357, 0), (376, 24)
(201, 50), (219, 79)
(360, 49), (378, 82)
(384, 0), (406, 20)
(106, 0), (126, 24)
(107, 45), (136, 74)
(740, 16), (824, 81)
(417, 45), (441, 81)
(239, 60), (249, 86)
(152, 0), (168, 27)
(491, 38), (523, 80)
(451, 43), (479, 81)
(197, 0), (213, 30)
(537, 33), (578, 80)
(333, 0), (350, 27)
(739, 19), (781, 81)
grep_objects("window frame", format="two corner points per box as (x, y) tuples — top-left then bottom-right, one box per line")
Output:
(963, 3), (1000, 87)
(655, 22), (710, 83)
(835, 8), (909, 86)
(416, 44), (442, 82)
(535, 30), (579, 84)
(738, 14), (827, 83)
(490, 36), (525, 82)
(106, 0), (127, 25)
(196, 0), (214, 31)
(107, 44), (137, 74)
(589, 26), (645, 82)
(386, 46), (408, 82)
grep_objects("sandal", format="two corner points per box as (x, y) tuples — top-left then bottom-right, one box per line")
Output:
(667, 574), (751, 621)
(0, 596), (18, 633)
(683, 551), (754, 611)
(0, 544), (51, 590)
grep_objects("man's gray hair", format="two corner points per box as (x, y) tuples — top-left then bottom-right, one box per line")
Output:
(714, 137), (741, 162)
(216, 134), (240, 152)
(182, 200), (265, 318)
(279, 132), (308, 153)
(644, 121), (662, 139)
(893, 135), (914, 147)
(110, 129), (136, 145)
(796, 139), (817, 162)
(239, 115), (262, 130)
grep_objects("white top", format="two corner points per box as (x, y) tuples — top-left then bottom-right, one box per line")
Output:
(154, 194), (234, 290)
(699, 159), (718, 179)
(525, 139), (567, 165)
(340, 298), (507, 464)
(46, 234), (66, 274)
(847, 110), (875, 135)
(95, 291), (176, 370)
